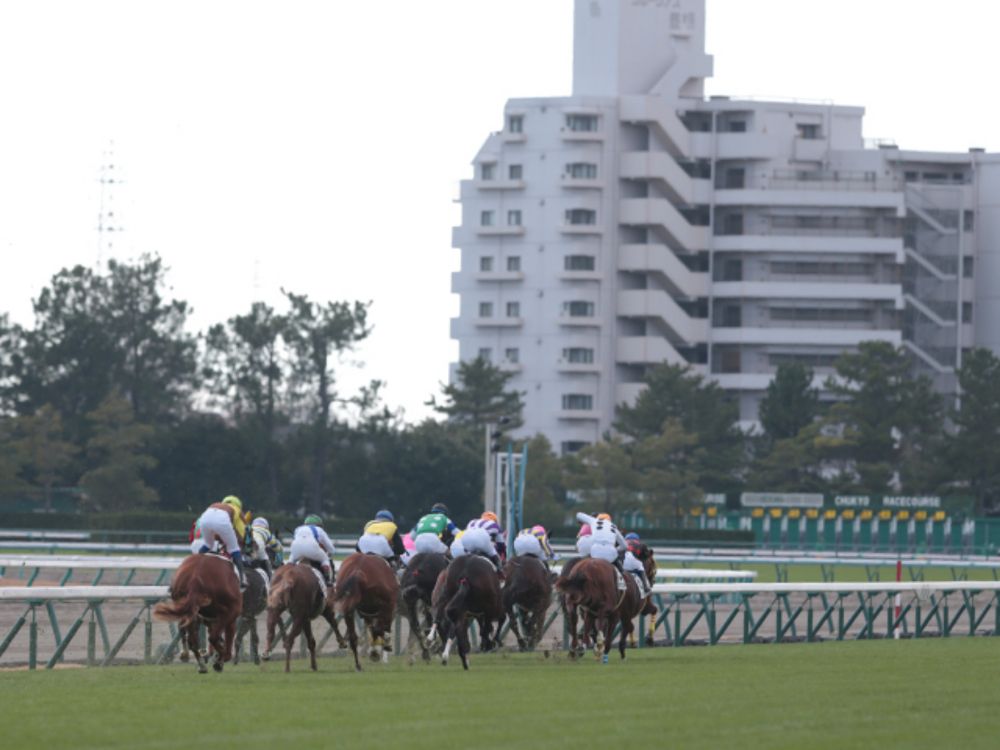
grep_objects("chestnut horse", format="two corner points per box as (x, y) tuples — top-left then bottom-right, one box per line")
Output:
(556, 557), (643, 663)
(154, 553), (242, 673)
(400, 552), (450, 661)
(433, 555), (504, 670)
(501, 555), (553, 651)
(262, 563), (345, 672)
(334, 553), (400, 672)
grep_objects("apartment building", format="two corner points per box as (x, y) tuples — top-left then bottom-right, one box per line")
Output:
(450, 0), (1000, 451)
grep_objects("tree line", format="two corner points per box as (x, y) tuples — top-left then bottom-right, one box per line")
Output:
(3, 255), (1000, 528)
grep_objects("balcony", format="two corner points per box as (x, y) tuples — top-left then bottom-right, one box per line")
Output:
(714, 188), (904, 211)
(712, 282), (903, 306)
(474, 179), (526, 191)
(619, 151), (699, 205)
(617, 289), (708, 344)
(557, 360), (601, 374)
(474, 317), (523, 329)
(557, 408), (601, 421)
(616, 336), (687, 366)
(561, 174), (603, 190)
(713, 234), (904, 258)
(559, 313), (601, 328)
(474, 271), (524, 283)
(711, 327), (901, 346)
(618, 244), (709, 298)
(619, 96), (690, 157)
(619, 198), (709, 251)
(560, 127), (604, 143)
(476, 225), (526, 237)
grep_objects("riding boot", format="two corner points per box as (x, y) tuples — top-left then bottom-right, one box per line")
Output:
(232, 551), (248, 590)
(321, 563), (334, 588)
(492, 555), (505, 580)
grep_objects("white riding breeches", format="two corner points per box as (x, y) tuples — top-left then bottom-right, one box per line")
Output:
(460, 527), (493, 557)
(197, 508), (240, 554)
(450, 538), (467, 557)
(576, 536), (594, 557)
(589, 541), (618, 563)
(290, 535), (328, 567)
(357, 533), (394, 558)
(623, 551), (643, 573)
(414, 532), (448, 555)
(513, 534), (544, 558)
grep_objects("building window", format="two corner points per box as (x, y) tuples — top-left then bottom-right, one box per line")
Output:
(507, 115), (523, 133)
(480, 163), (496, 180)
(566, 162), (598, 179)
(964, 210), (975, 232)
(506, 301), (521, 318)
(565, 208), (597, 225)
(726, 120), (747, 133)
(723, 167), (745, 189)
(564, 255), (596, 271)
(964, 257), (975, 278)
(963, 302), (973, 323)
(478, 302), (493, 318)
(796, 123), (822, 140)
(507, 209), (522, 226)
(719, 213), (743, 235)
(719, 349), (741, 374)
(563, 301), (595, 317)
(720, 304), (742, 327)
(478, 347), (492, 362)
(480, 210), (494, 227)
(505, 347), (520, 364)
(562, 393), (594, 410)
(565, 114), (599, 132)
(479, 256), (494, 272)
(506, 256), (521, 272)
(561, 441), (590, 455)
(509, 164), (523, 180)
(563, 347), (594, 364)
(721, 258), (743, 281)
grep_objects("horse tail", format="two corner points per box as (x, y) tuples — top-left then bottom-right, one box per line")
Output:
(556, 571), (588, 608)
(445, 578), (471, 622)
(333, 572), (362, 615)
(153, 589), (210, 627)
(267, 573), (295, 611)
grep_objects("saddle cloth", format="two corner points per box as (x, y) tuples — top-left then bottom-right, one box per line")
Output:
(203, 551), (241, 585)
(307, 565), (327, 591)
(251, 567), (270, 594)
(615, 567), (626, 591)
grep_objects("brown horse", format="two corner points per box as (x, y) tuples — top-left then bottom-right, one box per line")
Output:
(501, 555), (553, 651)
(556, 557), (642, 663)
(154, 553), (242, 673)
(400, 552), (449, 661)
(434, 555), (504, 670)
(334, 553), (400, 672)
(233, 566), (270, 665)
(262, 563), (344, 672)
(629, 544), (658, 647)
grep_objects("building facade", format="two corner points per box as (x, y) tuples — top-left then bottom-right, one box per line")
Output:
(450, 0), (1000, 452)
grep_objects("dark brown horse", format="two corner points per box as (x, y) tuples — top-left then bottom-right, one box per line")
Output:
(556, 557), (643, 663)
(334, 553), (400, 672)
(501, 555), (553, 651)
(262, 563), (344, 672)
(233, 566), (270, 665)
(433, 555), (504, 670)
(154, 553), (242, 673)
(629, 544), (658, 647)
(400, 552), (449, 661)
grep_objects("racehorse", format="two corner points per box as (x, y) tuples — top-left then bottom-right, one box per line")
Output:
(153, 553), (242, 674)
(433, 554), (504, 670)
(262, 562), (344, 672)
(501, 555), (553, 651)
(233, 566), (270, 665)
(556, 557), (643, 663)
(399, 552), (450, 661)
(629, 543), (658, 647)
(334, 552), (400, 672)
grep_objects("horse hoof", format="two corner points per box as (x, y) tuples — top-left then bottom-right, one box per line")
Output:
(197, 665), (208, 674)
(179, 652), (190, 663)
(213, 661), (224, 673)
(601, 654), (609, 665)
(369, 651), (380, 663)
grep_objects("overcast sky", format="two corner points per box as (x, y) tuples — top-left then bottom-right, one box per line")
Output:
(1, 0), (997, 423)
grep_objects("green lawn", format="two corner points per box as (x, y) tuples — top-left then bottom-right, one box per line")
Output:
(2, 638), (996, 749)
(679, 562), (998, 583)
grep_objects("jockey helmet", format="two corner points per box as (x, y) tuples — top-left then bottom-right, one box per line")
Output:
(625, 532), (640, 541)
(531, 524), (546, 538)
(304, 514), (323, 526)
(481, 511), (498, 524)
(577, 523), (592, 537)
(431, 502), (450, 515)
(375, 509), (394, 522)
(596, 512), (612, 521)
(252, 517), (270, 531)
(222, 495), (243, 513)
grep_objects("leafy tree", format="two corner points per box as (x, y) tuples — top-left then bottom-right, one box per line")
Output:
(632, 419), (703, 521)
(428, 356), (524, 429)
(205, 302), (289, 504)
(283, 291), (371, 513)
(950, 348), (1000, 511)
(0, 416), (28, 497)
(78, 393), (158, 510)
(615, 363), (742, 491)
(748, 422), (831, 492)
(521, 434), (569, 530)
(13, 405), (77, 511)
(0, 314), (23, 415)
(825, 341), (944, 493)
(758, 363), (818, 441)
(563, 434), (636, 517)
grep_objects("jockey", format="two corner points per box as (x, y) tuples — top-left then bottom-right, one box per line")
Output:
(195, 495), (248, 589)
(409, 502), (459, 557)
(461, 511), (506, 575)
(575, 511), (628, 581)
(290, 514), (337, 587)
(576, 523), (594, 557)
(357, 510), (406, 568)
(513, 524), (555, 562)
(622, 531), (652, 597)
(249, 517), (283, 576)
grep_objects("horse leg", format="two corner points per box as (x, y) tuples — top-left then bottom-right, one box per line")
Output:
(601, 615), (614, 665)
(566, 604), (580, 660)
(209, 623), (227, 673)
(456, 618), (471, 671)
(263, 608), (281, 661)
(619, 614), (633, 660)
(304, 619), (317, 672)
(321, 604), (348, 650)
(233, 616), (246, 665)
(344, 611), (362, 672)
(508, 606), (526, 651)
(283, 617), (303, 674)
(249, 617), (260, 665)
(187, 623), (207, 674)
